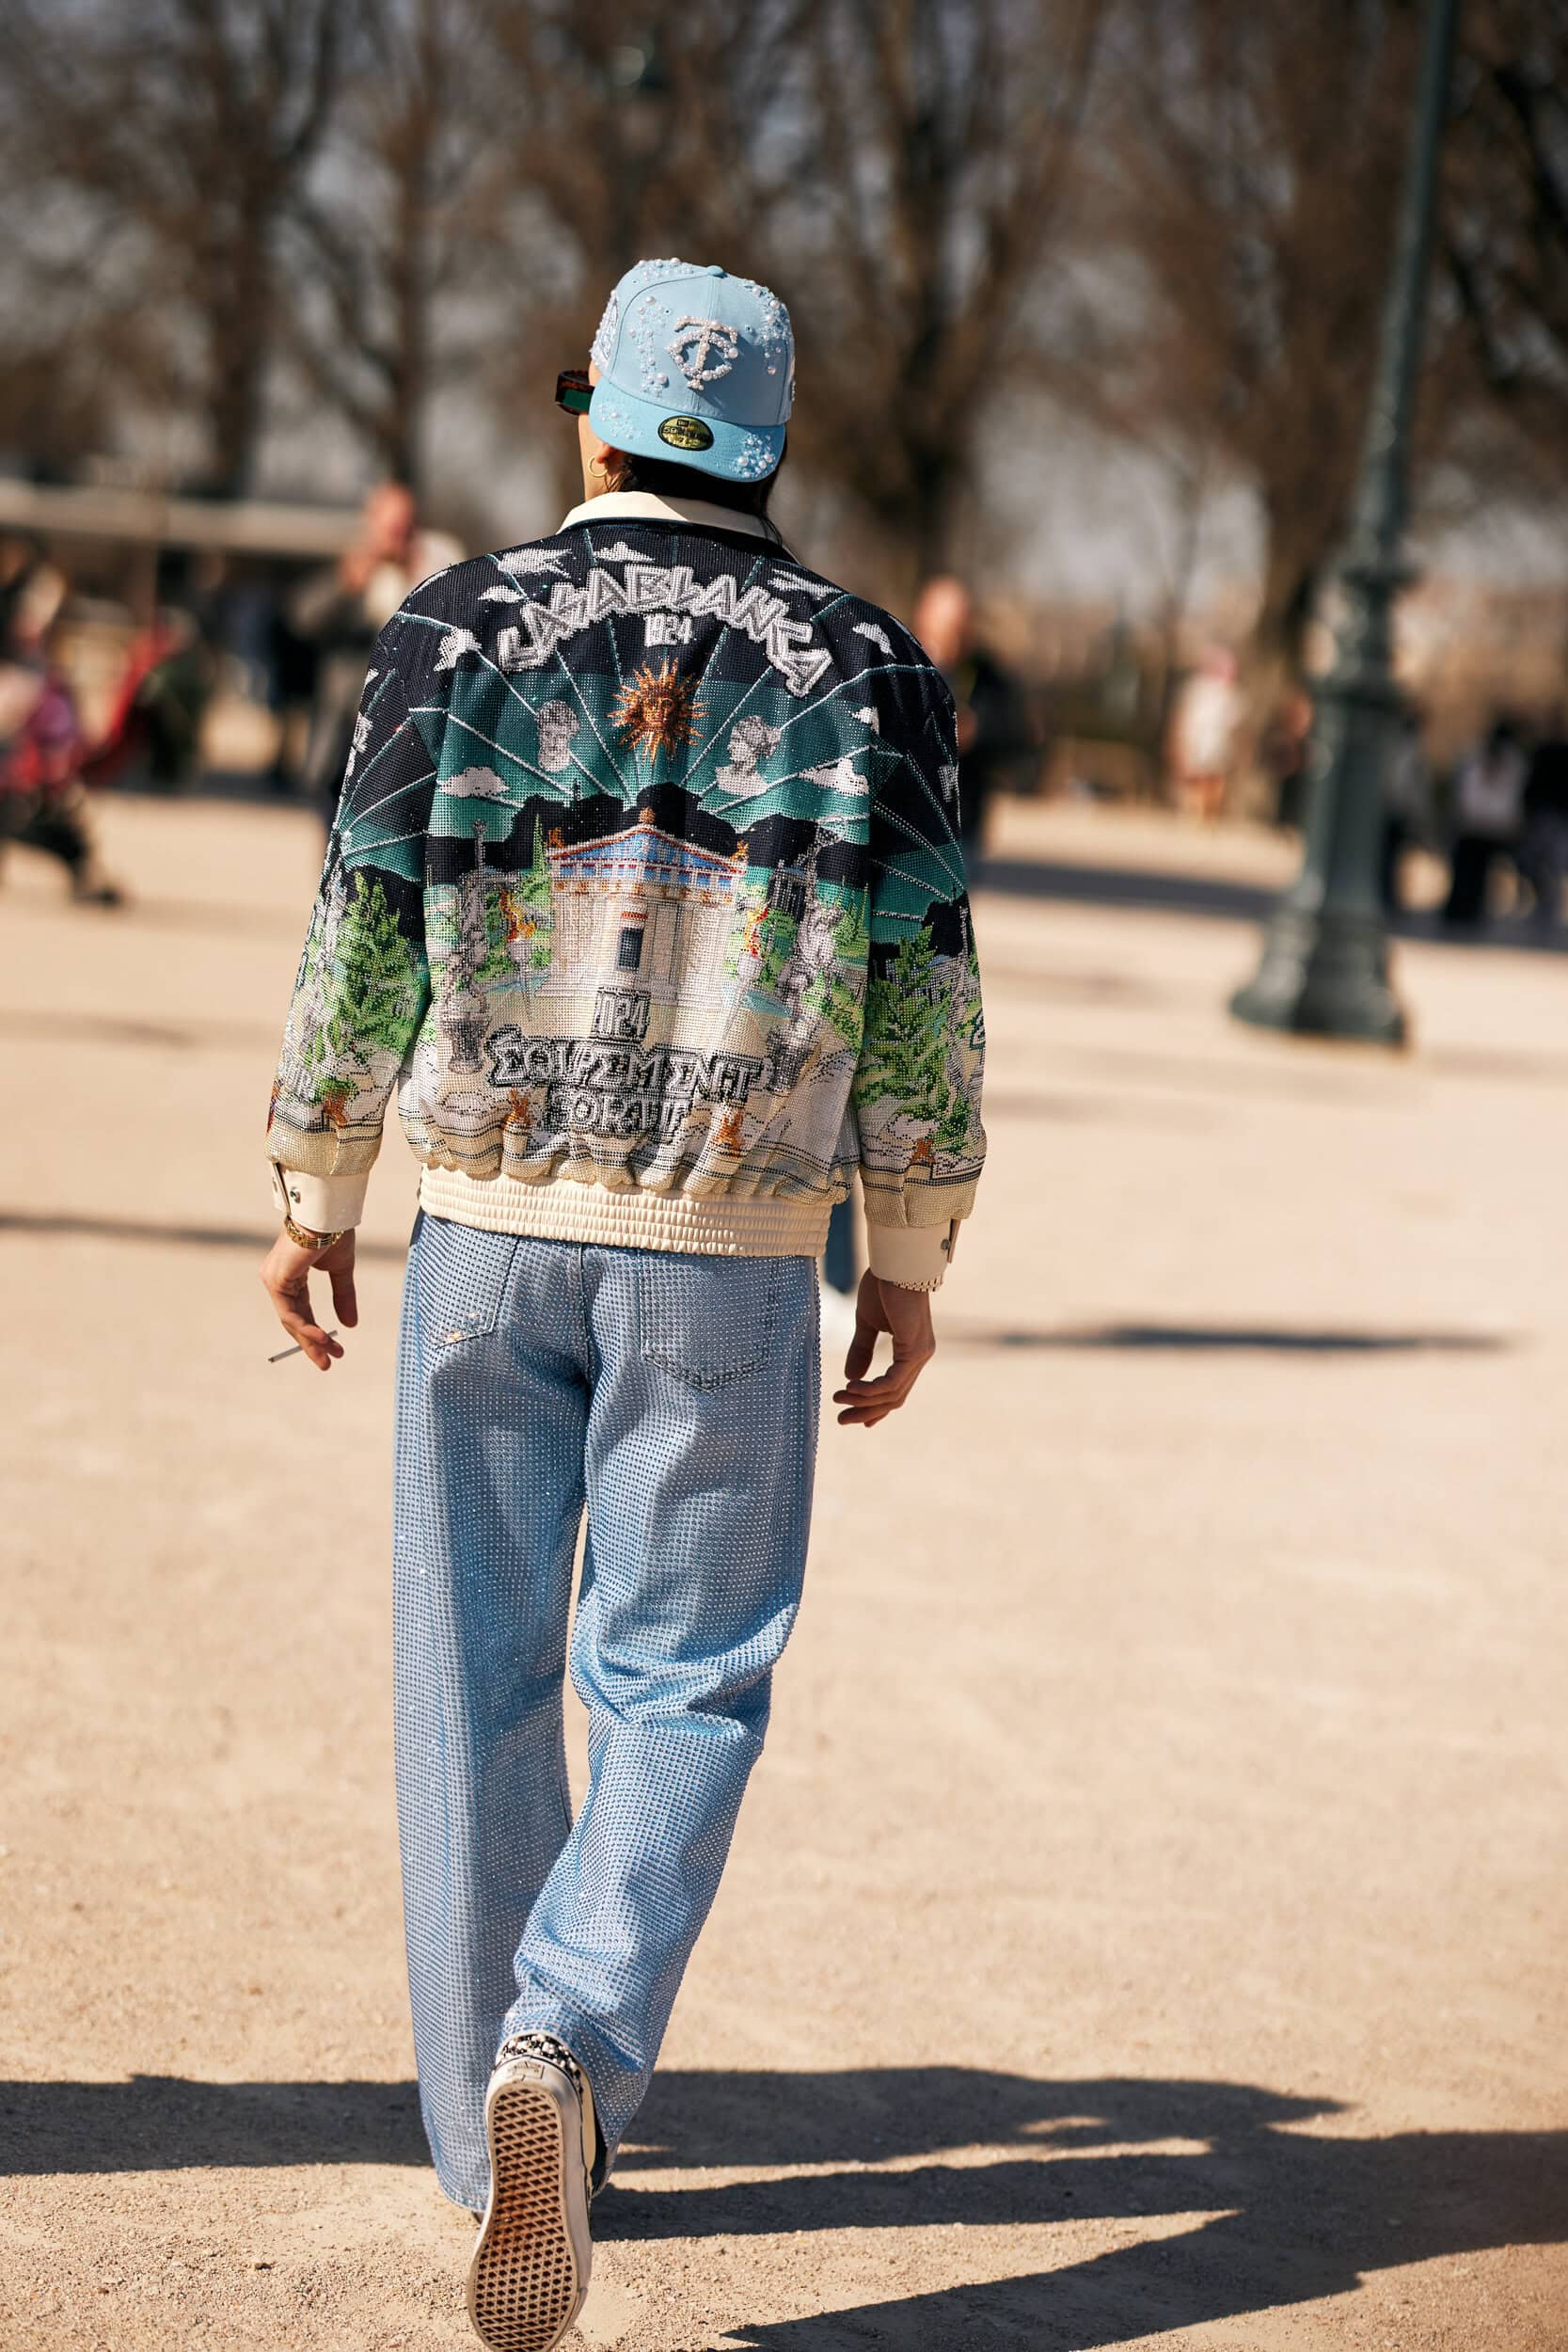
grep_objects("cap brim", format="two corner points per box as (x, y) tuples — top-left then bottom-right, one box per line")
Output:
(588, 382), (784, 485)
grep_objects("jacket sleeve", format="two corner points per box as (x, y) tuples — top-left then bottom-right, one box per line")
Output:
(265, 645), (437, 1230)
(850, 665), (987, 1288)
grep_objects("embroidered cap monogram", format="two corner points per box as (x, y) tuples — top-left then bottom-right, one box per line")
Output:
(583, 259), (796, 485)
(668, 317), (740, 385)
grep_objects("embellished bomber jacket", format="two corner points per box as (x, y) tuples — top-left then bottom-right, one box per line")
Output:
(266, 491), (986, 1286)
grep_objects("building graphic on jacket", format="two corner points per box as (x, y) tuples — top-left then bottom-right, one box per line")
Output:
(545, 807), (745, 1010)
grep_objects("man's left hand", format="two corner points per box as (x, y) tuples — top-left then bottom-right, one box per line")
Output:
(832, 1271), (935, 1428)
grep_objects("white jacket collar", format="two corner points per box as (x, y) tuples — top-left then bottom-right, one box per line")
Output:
(558, 488), (773, 542)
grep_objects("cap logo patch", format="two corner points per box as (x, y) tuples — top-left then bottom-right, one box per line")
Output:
(668, 317), (739, 386)
(658, 414), (715, 452)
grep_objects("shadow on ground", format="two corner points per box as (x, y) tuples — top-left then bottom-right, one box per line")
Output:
(0, 1209), (407, 1261)
(942, 1321), (1513, 1356)
(0, 2074), (426, 2172)
(617, 2069), (1568, 2349)
(974, 851), (1568, 958)
(4, 2068), (1562, 2346)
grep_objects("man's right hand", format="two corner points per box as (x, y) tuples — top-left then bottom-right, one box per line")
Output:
(832, 1272), (936, 1429)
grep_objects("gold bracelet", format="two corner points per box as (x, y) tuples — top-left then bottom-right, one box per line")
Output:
(283, 1212), (347, 1250)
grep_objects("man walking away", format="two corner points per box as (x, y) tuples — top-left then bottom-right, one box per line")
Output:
(261, 258), (986, 2352)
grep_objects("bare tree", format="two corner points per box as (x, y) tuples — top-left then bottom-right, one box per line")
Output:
(1, 0), (345, 496)
(1445, 0), (1568, 475)
(472, 2), (816, 511)
(467, 1), (1102, 586)
(1075, 0), (1419, 681)
(286, 0), (509, 492)
(776, 0), (1105, 589)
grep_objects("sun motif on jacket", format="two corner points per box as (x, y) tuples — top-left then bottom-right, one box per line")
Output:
(611, 659), (705, 763)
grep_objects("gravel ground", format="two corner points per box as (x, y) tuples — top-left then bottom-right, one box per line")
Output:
(1, 791), (1565, 2350)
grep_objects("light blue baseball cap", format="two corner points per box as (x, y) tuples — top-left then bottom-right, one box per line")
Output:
(588, 258), (795, 485)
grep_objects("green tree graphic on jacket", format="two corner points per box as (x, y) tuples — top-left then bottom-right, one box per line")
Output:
(857, 929), (968, 1144)
(309, 872), (421, 1111)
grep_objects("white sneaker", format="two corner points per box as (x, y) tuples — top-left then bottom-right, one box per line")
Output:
(467, 2031), (596, 2352)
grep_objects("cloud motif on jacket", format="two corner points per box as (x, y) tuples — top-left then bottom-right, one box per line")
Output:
(441, 765), (511, 800)
(435, 627), (483, 671)
(853, 621), (892, 655)
(770, 570), (833, 599)
(495, 548), (569, 577)
(594, 541), (650, 564)
(713, 714), (784, 799)
(850, 705), (880, 731)
(803, 755), (871, 796)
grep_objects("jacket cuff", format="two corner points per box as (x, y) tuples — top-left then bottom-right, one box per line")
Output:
(865, 1221), (954, 1291)
(270, 1166), (370, 1232)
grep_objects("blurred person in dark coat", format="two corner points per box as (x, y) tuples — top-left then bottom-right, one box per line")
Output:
(911, 574), (1033, 865)
(1518, 712), (1568, 931)
(1381, 702), (1431, 915)
(1443, 717), (1528, 928)
(289, 481), (460, 828)
(1261, 685), (1313, 832)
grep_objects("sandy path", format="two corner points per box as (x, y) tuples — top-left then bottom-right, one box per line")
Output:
(1, 792), (1564, 2349)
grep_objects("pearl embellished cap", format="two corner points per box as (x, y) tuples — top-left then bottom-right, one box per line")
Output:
(587, 257), (794, 484)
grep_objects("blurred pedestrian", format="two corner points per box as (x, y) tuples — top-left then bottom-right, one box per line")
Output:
(289, 481), (459, 828)
(83, 553), (217, 797)
(1518, 712), (1568, 932)
(1170, 644), (1240, 822)
(911, 573), (1032, 865)
(0, 560), (122, 907)
(1381, 703), (1431, 915)
(1260, 685), (1312, 831)
(259, 259), (987, 2352)
(1443, 717), (1527, 928)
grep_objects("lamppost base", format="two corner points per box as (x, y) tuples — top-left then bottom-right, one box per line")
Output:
(1229, 901), (1406, 1045)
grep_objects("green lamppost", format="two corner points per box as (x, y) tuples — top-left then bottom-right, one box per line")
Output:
(1230, 0), (1459, 1044)
(607, 36), (670, 264)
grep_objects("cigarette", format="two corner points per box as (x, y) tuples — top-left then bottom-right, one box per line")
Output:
(268, 1328), (339, 1364)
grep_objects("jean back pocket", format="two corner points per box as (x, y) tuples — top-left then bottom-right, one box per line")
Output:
(638, 1255), (784, 1392)
(416, 1213), (522, 1346)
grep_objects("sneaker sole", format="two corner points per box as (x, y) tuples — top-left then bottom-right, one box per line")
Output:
(466, 2058), (592, 2352)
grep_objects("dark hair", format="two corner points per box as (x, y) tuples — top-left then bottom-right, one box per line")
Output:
(609, 438), (784, 520)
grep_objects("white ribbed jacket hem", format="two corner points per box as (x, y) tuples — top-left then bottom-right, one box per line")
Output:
(419, 1164), (833, 1259)
(271, 1159), (956, 1286)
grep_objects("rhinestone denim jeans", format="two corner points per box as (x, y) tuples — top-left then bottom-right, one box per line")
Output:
(393, 1211), (820, 2209)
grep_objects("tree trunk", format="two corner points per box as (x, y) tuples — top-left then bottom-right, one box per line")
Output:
(387, 183), (429, 494)
(1254, 525), (1328, 685)
(200, 218), (273, 501)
